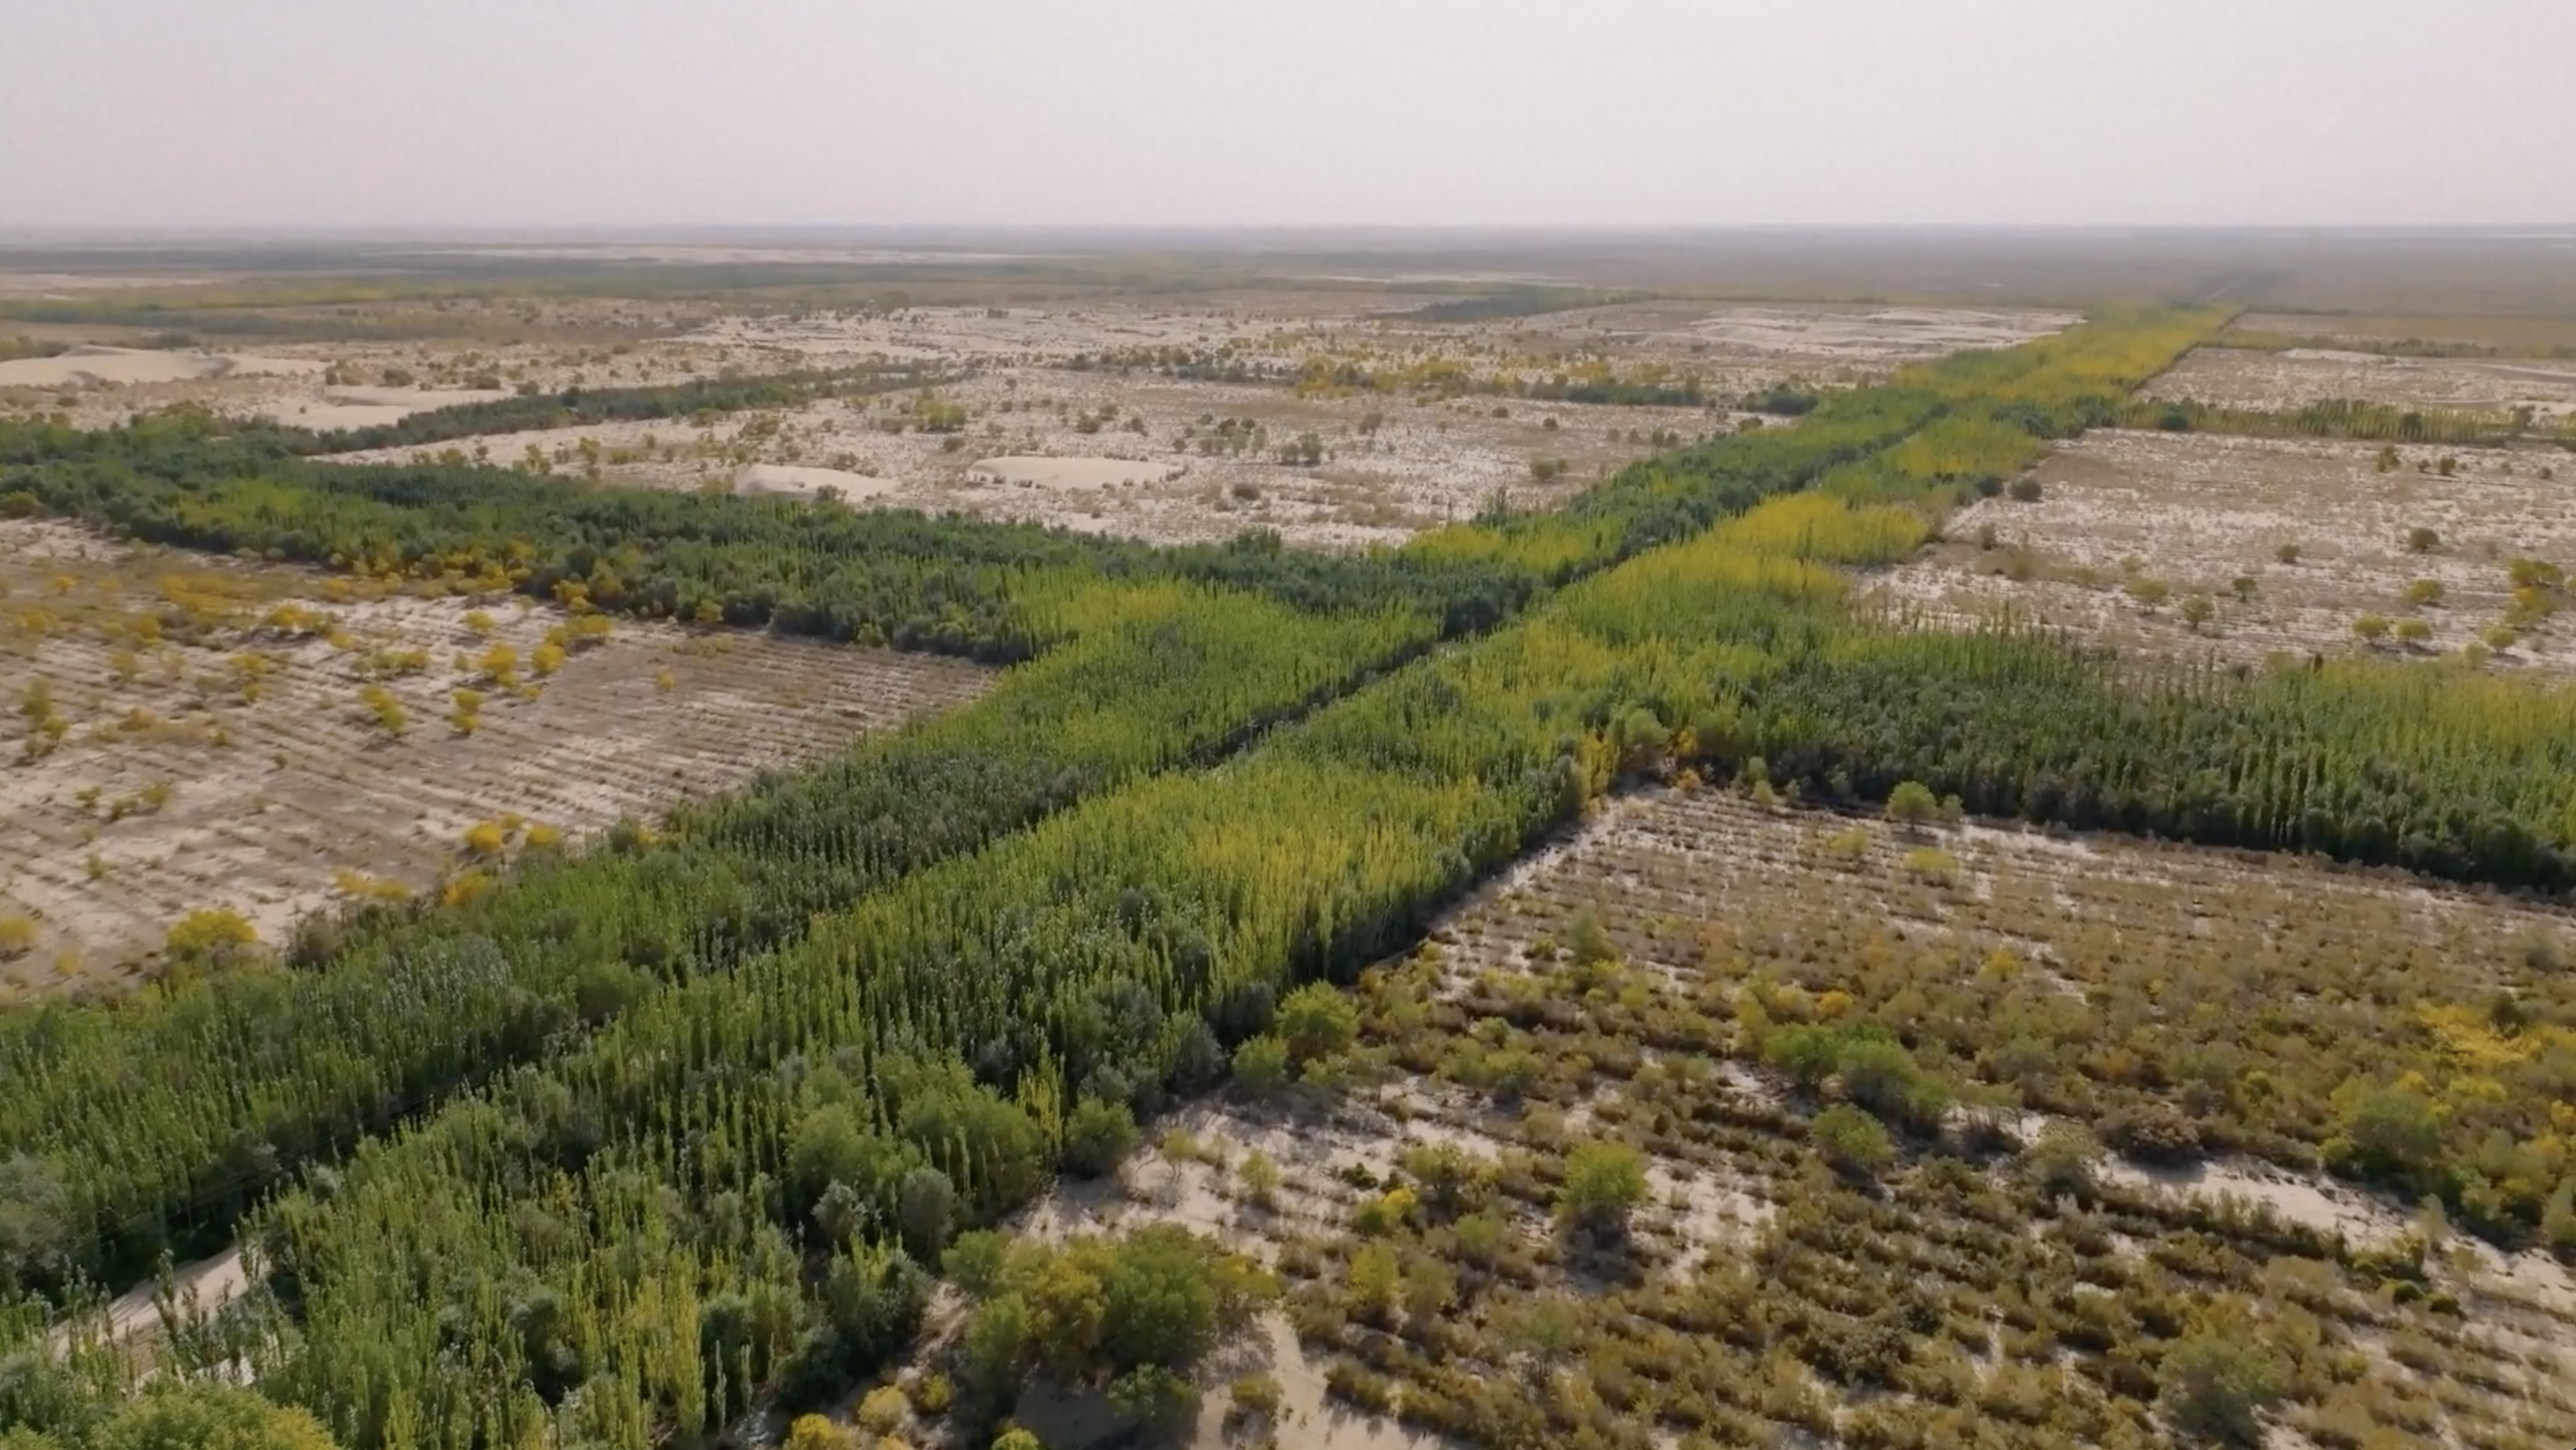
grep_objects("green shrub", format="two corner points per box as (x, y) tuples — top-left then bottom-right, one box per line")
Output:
(1231, 1035), (1291, 1094)
(2157, 1334), (2282, 1445)
(1062, 1098), (1138, 1178)
(1813, 1105), (1894, 1177)
(943, 1230), (1012, 1296)
(1556, 1141), (1648, 1234)
(88, 1383), (335, 1450)
(1277, 983), (1359, 1069)
(2325, 1081), (2444, 1183)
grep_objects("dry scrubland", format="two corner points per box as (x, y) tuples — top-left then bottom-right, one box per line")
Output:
(1881, 430), (2576, 670)
(328, 302), (2069, 548)
(980, 786), (2576, 1450)
(2144, 346), (2576, 422)
(0, 519), (990, 995)
(3, 292), (2072, 550)
(334, 371), (1679, 548)
(2230, 312), (2576, 356)
(0, 329), (793, 433)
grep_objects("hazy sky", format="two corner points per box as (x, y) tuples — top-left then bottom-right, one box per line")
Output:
(5, 0), (2571, 230)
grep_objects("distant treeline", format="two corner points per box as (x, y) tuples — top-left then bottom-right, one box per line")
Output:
(2120, 395), (2576, 449)
(0, 412), (1537, 660)
(0, 336), (73, 363)
(2222, 328), (2576, 361)
(294, 365), (946, 455)
(1396, 286), (1646, 323)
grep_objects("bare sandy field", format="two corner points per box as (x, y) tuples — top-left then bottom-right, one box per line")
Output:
(2144, 344), (2576, 421)
(0, 331), (796, 431)
(0, 345), (324, 389)
(693, 299), (2075, 393)
(1539, 301), (2077, 379)
(0, 519), (991, 996)
(2232, 311), (2576, 354)
(9, 299), (2073, 548)
(1877, 429), (2576, 668)
(332, 367), (1705, 548)
(0, 270), (225, 297)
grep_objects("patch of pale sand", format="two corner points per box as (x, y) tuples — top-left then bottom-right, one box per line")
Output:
(0, 521), (994, 990)
(1646, 1161), (1774, 1273)
(731, 463), (899, 500)
(2092, 1146), (2576, 1326)
(2144, 345), (2576, 416)
(0, 347), (325, 388)
(1952, 817), (2100, 861)
(49, 1245), (247, 1350)
(968, 454), (1188, 490)
(1683, 306), (2078, 359)
(1194, 1315), (1449, 1450)
(1018, 1156), (1243, 1249)
(1882, 429), (2576, 668)
(2101, 1156), (2412, 1247)
(262, 385), (513, 431)
(1016, 1099), (1405, 1255)
(1011, 1313), (1444, 1450)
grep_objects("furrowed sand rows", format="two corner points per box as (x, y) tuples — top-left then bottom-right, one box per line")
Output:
(0, 519), (991, 992)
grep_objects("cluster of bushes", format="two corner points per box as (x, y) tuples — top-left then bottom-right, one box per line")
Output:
(1275, 908), (2541, 1448)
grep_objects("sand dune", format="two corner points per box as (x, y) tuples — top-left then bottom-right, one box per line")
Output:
(0, 346), (325, 388)
(260, 385), (513, 431)
(969, 454), (1185, 490)
(732, 463), (899, 499)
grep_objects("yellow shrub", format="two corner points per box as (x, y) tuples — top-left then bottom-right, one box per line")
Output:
(785, 1415), (854, 1450)
(1353, 1186), (1418, 1236)
(857, 1387), (909, 1435)
(166, 908), (256, 960)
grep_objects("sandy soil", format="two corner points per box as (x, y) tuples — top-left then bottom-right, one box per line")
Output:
(968, 455), (1188, 490)
(0, 332), (791, 431)
(1876, 429), (2576, 668)
(0, 519), (991, 995)
(1549, 301), (2077, 379)
(0, 271), (227, 298)
(1407, 784), (2576, 1363)
(259, 383), (515, 431)
(998, 1095), (1464, 1450)
(10, 299), (2069, 549)
(2145, 344), (2576, 421)
(0, 345), (324, 389)
(2232, 311), (2576, 355)
(732, 462), (900, 499)
(975, 782), (2576, 1447)
(692, 299), (2073, 390)
(330, 369), (1712, 549)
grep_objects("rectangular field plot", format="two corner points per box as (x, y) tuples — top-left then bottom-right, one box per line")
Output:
(321, 301), (2072, 550)
(2231, 311), (2576, 356)
(0, 520), (991, 995)
(1002, 784), (2576, 1448)
(1877, 429), (2576, 669)
(2144, 344), (2576, 422)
